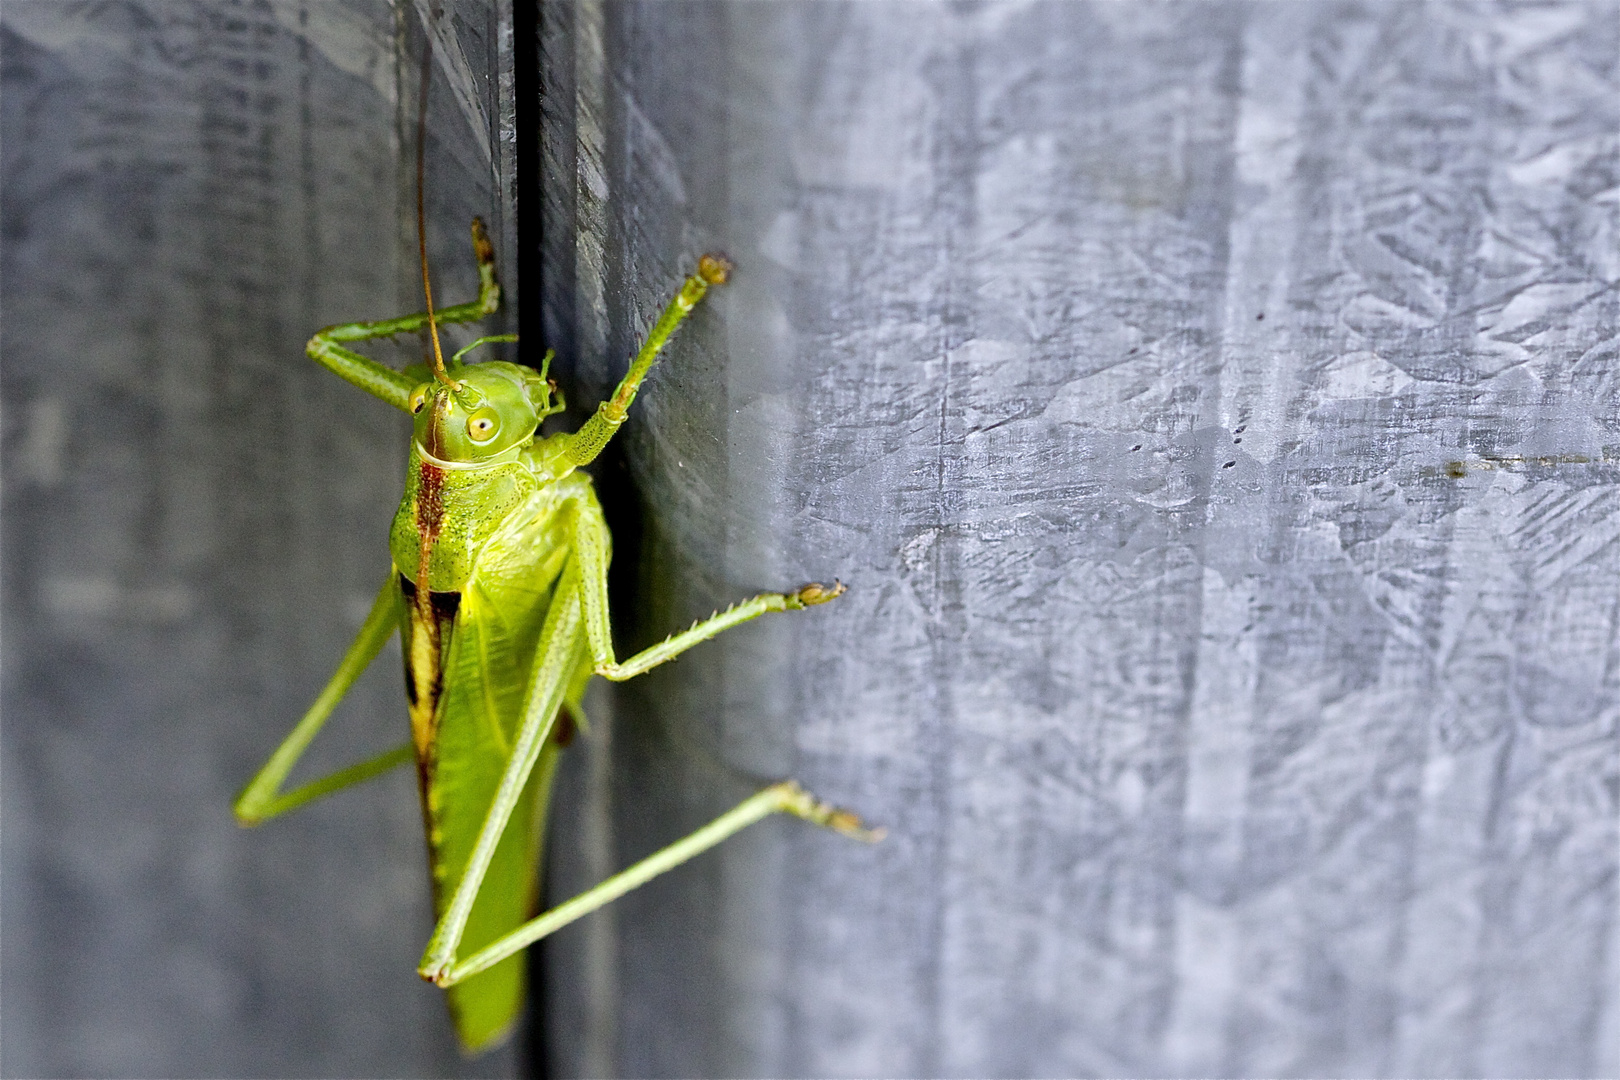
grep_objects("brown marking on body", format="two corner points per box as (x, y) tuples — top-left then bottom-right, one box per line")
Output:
(401, 573), (459, 800)
(408, 403), (452, 763)
(553, 706), (577, 748)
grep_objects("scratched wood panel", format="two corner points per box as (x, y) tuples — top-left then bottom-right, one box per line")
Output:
(1, 2), (522, 1076)
(536, 3), (1619, 1077)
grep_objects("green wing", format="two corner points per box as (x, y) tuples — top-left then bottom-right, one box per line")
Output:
(414, 546), (583, 1051)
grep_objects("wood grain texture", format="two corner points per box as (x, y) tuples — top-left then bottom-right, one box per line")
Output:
(5, 2), (1616, 1077)
(1, 2), (520, 1076)
(536, 3), (1619, 1077)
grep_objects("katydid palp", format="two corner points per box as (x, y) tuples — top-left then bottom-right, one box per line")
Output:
(231, 213), (878, 1051)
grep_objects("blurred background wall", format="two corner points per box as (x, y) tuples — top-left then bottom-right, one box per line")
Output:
(2, 1), (522, 1075)
(6, 2), (1618, 1078)
(536, 4), (1619, 1076)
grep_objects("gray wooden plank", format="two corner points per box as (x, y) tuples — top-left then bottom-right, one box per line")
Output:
(536, 3), (1619, 1077)
(5, 1), (1616, 1077)
(2, 2), (520, 1075)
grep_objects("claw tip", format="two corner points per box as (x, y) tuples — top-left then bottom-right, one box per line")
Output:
(470, 217), (494, 263)
(697, 253), (731, 286)
(796, 579), (847, 606)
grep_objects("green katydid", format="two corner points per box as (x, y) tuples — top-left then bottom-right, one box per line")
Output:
(232, 68), (877, 1057)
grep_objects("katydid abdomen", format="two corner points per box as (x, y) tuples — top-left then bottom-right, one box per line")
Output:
(397, 449), (600, 1048)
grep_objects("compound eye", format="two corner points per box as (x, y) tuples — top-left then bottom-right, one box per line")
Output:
(466, 407), (500, 443)
(408, 384), (430, 414)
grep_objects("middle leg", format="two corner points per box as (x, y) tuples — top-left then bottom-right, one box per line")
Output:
(569, 499), (844, 681)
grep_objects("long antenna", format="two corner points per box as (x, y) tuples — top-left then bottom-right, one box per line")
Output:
(417, 25), (456, 390)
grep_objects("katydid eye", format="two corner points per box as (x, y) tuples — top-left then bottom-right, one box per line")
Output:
(466, 408), (500, 443)
(408, 384), (429, 414)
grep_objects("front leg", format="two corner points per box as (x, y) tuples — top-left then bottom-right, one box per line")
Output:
(560, 254), (730, 467)
(306, 218), (503, 412)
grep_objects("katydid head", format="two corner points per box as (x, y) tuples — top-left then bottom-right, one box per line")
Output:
(408, 358), (563, 466)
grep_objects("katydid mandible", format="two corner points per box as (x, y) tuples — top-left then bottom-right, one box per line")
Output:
(232, 224), (877, 1051)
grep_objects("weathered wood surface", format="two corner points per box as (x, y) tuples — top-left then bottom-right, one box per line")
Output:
(1, 2), (521, 1076)
(4, 2), (1617, 1078)
(536, 3), (1619, 1078)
